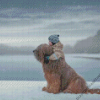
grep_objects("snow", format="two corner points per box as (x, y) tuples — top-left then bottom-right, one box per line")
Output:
(0, 81), (100, 100)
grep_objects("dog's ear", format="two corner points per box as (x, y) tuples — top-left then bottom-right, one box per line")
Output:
(43, 45), (53, 56)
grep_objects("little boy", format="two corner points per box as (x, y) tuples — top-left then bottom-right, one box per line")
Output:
(45, 35), (64, 63)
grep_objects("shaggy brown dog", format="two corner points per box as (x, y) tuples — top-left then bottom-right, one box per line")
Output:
(33, 44), (100, 94)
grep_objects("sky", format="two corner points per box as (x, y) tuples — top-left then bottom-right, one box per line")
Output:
(0, 0), (100, 47)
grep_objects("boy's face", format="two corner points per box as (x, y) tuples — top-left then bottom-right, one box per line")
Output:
(49, 41), (53, 46)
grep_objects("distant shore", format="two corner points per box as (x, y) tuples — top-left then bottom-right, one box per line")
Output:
(74, 56), (100, 60)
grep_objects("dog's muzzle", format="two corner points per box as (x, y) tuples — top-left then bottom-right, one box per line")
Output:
(33, 49), (36, 53)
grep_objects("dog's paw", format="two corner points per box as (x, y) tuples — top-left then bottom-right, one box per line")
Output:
(42, 87), (47, 91)
(63, 89), (72, 93)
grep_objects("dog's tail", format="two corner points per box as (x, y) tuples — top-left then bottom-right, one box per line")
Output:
(87, 89), (100, 94)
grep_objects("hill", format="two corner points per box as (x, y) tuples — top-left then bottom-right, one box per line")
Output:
(63, 30), (100, 53)
(0, 44), (34, 55)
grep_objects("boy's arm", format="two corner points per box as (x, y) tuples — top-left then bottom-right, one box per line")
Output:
(44, 51), (64, 64)
(49, 53), (59, 60)
(49, 51), (64, 60)
(44, 53), (59, 63)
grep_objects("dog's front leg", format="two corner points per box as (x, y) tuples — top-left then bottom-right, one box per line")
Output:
(46, 73), (61, 94)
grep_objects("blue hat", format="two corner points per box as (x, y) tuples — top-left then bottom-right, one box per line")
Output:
(48, 35), (59, 44)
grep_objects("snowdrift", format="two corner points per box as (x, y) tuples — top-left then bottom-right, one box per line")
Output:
(0, 81), (100, 100)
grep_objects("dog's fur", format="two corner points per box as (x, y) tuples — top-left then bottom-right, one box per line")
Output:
(33, 44), (100, 94)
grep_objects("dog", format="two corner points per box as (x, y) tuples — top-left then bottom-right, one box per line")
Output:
(33, 44), (100, 94)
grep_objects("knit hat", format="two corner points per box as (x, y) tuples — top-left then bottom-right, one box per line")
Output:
(48, 35), (59, 44)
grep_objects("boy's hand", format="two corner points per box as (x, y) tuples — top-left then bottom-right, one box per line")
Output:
(45, 56), (50, 60)
(44, 56), (50, 64)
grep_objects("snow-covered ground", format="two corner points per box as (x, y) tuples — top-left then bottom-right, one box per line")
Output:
(0, 81), (100, 100)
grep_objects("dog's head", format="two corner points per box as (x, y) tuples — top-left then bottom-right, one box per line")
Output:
(33, 44), (53, 63)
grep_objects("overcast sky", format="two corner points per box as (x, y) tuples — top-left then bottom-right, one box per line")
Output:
(0, 0), (100, 47)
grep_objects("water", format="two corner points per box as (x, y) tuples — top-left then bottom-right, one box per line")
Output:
(0, 54), (100, 81)
(65, 54), (100, 82)
(0, 55), (44, 81)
